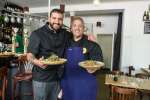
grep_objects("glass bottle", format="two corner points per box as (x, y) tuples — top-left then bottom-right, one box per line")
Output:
(148, 11), (150, 20)
(12, 33), (16, 53)
(23, 32), (28, 53)
(143, 11), (147, 21)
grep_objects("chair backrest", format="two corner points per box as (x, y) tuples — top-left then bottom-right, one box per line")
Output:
(135, 73), (149, 79)
(19, 55), (33, 73)
(111, 86), (137, 100)
(18, 54), (27, 63)
(24, 61), (33, 73)
(0, 67), (8, 100)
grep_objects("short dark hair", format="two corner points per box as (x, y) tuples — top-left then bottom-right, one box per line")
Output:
(50, 9), (64, 17)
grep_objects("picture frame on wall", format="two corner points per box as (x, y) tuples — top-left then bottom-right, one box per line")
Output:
(144, 22), (150, 34)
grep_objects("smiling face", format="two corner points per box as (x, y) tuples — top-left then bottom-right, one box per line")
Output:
(49, 12), (64, 31)
(71, 17), (85, 40)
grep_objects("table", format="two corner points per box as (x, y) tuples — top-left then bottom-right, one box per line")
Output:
(0, 53), (27, 99)
(105, 74), (150, 90)
(0, 52), (26, 69)
(0, 52), (15, 65)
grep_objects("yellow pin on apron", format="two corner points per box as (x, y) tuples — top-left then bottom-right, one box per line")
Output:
(83, 48), (87, 54)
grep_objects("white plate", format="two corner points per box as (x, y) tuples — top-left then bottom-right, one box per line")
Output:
(79, 60), (104, 69)
(0, 52), (15, 57)
(41, 58), (67, 65)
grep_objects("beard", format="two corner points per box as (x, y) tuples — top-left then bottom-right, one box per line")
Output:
(49, 23), (62, 31)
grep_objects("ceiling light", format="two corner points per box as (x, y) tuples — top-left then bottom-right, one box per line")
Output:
(93, 0), (100, 5)
(11, 16), (15, 23)
(17, 16), (21, 23)
(4, 14), (9, 23)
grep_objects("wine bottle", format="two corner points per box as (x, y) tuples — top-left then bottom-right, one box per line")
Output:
(11, 33), (16, 53)
(148, 11), (150, 20)
(146, 11), (149, 21)
(149, 4), (150, 12)
(143, 11), (147, 21)
(23, 32), (28, 53)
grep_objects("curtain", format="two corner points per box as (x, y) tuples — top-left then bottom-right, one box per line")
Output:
(113, 12), (123, 70)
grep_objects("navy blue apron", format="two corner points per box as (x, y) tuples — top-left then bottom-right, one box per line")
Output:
(61, 47), (97, 100)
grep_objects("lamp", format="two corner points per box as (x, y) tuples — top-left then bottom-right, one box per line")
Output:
(17, 16), (21, 23)
(10, 15), (15, 23)
(4, 14), (9, 23)
(93, 0), (100, 5)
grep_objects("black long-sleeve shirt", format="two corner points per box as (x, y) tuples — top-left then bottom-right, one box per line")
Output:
(27, 23), (71, 82)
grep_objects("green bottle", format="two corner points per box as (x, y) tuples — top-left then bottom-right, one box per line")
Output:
(23, 33), (28, 53)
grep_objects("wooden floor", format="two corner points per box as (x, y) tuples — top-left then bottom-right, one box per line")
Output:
(6, 67), (149, 100)
(96, 71), (110, 100)
(96, 71), (150, 100)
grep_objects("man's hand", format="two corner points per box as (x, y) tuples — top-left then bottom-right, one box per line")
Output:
(58, 89), (63, 99)
(86, 68), (97, 74)
(27, 53), (48, 69)
(33, 57), (48, 69)
(87, 33), (96, 42)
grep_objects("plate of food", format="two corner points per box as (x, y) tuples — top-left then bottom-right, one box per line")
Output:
(79, 60), (104, 69)
(41, 54), (67, 65)
(0, 52), (15, 57)
(15, 53), (26, 57)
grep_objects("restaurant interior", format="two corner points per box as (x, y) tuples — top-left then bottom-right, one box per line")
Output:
(0, 0), (150, 100)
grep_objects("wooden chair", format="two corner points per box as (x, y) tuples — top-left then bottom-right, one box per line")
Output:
(135, 73), (150, 100)
(108, 71), (124, 98)
(135, 73), (149, 79)
(0, 67), (8, 100)
(12, 55), (33, 100)
(110, 86), (137, 100)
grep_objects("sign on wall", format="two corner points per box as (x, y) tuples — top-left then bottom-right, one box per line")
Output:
(144, 22), (150, 34)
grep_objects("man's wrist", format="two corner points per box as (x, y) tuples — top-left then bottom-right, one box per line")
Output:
(30, 56), (36, 64)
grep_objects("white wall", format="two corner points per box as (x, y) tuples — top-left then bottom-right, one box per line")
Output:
(63, 15), (118, 34)
(30, 1), (150, 73)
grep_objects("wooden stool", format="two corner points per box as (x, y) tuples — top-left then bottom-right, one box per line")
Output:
(12, 73), (32, 100)
(12, 54), (33, 100)
(0, 67), (8, 100)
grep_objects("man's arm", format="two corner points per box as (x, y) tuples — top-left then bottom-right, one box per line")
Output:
(87, 33), (96, 42)
(86, 42), (104, 74)
(27, 31), (47, 69)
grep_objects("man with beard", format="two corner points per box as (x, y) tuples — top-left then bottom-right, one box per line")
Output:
(27, 9), (71, 100)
